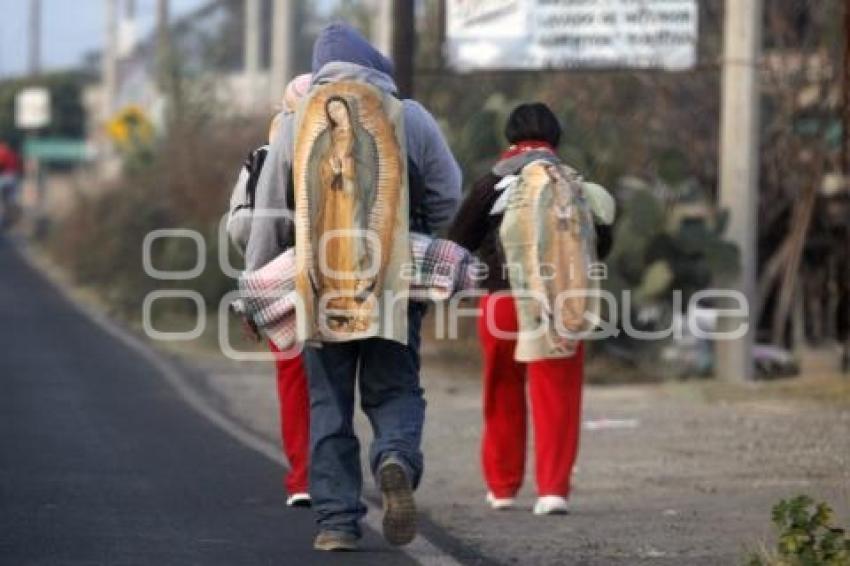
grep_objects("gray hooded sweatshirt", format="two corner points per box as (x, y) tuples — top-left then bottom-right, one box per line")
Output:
(245, 26), (462, 272)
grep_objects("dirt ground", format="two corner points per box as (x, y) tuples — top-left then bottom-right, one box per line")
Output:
(184, 346), (850, 566)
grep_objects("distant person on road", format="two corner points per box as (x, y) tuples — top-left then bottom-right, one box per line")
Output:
(227, 74), (314, 509)
(245, 24), (462, 551)
(0, 142), (23, 229)
(449, 103), (615, 515)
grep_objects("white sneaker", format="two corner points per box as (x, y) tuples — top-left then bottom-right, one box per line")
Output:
(486, 492), (516, 510)
(533, 495), (568, 515)
(286, 492), (312, 508)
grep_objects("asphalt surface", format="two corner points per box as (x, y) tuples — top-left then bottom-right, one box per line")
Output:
(0, 236), (416, 565)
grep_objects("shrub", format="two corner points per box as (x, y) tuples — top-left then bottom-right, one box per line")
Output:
(748, 495), (850, 566)
(48, 109), (266, 319)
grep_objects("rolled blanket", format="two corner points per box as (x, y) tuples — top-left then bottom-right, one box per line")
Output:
(408, 234), (478, 300)
(238, 233), (478, 350)
(236, 248), (299, 350)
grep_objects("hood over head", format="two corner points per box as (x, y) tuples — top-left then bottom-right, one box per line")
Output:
(312, 23), (394, 76)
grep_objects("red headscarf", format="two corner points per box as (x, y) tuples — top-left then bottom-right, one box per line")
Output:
(499, 140), (555, 161)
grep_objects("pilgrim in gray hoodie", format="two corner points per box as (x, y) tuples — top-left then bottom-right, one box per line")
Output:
(245, 23), (462, 272)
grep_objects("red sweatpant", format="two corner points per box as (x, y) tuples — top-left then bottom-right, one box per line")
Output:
(268, 341), (310, 495)
(478, 294), (584, 498)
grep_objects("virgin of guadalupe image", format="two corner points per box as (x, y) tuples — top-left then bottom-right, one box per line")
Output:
(313, 96), (379, 333)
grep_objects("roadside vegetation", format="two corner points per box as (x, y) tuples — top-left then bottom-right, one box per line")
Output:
(46, 93), (265, 324)
(749, 495), (850, 566)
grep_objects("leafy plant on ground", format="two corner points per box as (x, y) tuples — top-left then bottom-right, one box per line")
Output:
(748, 495), (850, 566)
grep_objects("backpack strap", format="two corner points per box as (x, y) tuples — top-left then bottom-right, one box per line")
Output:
(245, 146), (269, 209)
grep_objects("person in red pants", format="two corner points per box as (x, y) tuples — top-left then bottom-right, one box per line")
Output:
(267, 342), (312, 507)
(265, 76), (314, 507)
(449, 103), (614, 515)
(479, 295), (584, 513)
(232, 74), (315, 508)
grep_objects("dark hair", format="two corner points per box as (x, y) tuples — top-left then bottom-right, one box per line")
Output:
(504, 103), (562, 147)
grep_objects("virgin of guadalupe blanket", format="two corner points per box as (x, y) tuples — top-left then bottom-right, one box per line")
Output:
(292, 81), (411, 345)
(498, 160), (603, 362)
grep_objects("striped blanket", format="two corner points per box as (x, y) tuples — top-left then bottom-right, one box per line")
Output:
(237, 234), (478, 350)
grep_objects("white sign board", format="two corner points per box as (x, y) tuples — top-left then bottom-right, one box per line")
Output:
(15, 87), (51, 129)
(447, 0), (698, 71)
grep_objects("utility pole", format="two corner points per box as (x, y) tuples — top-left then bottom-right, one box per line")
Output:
(392, 0), (416, 98)
(270, 0), (294, 106)
(716, 0), (763, 381)
(118, 0), (137, 58)
(27, 0), (44, 237)
(844, 0), (850, 174)
(156, 0), (171, 91)
(28, 0), (41, 76)
(103, 0), (118, 120)
(437, 0), (447, 69)
(374, 0), (393, 57)
(244, 0), (262, 108)
(843, 0), (850, 372)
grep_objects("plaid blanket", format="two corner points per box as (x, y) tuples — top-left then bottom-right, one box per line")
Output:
(237, 233), (478, 350)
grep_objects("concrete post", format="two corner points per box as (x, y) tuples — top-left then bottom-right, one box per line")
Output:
(373, 0), (393, 57)
(716, 0), (763, 381)
(270, 0), (294, 107)
(244, 0), (262, 108)
(28, 0), (41, 76)
(156, 0), (171, 91)
(103, 0), (118, 120)
(118, 0), (137, 58)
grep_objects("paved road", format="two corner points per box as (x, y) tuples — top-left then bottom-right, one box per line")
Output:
(0, 237), (416, 565)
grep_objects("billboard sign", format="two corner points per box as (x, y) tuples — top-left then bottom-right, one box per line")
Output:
(446, 0), (699, 71)
(15, 87), (51, 130)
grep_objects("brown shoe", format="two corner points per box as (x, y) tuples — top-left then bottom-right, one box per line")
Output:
(379, 459), (417, 546)
(313, 530), (358, 552)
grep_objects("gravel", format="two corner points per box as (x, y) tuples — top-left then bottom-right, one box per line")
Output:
(184, 350), (850, 565)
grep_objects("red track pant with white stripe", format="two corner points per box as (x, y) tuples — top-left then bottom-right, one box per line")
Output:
(268, 341), (310, 495)
(478, 293), (584, 499)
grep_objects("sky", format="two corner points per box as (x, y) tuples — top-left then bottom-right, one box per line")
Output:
(0, 0), (210, 79)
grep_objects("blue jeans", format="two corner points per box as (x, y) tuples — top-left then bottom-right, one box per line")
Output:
(303, 304), (426, 537)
